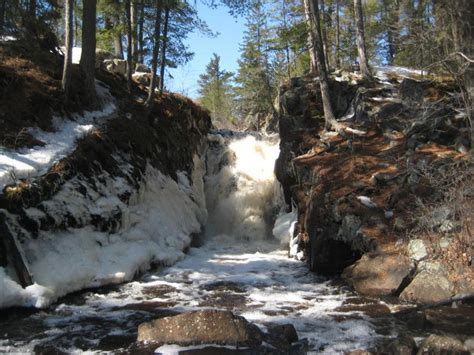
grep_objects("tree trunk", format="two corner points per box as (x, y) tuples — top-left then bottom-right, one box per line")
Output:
(137, 0), (145, 63)
(145, 0), (163, 109)
(28, 0), (36, 18)
(303, 0), (318, 74)
(0, 0), (6, 34)
(305, 0), (337, 130)
(159, 6), (170, 94)
(114, 32), (123, 59)
(334, 0), (341, 68)
(131, 0), (138, 62)
(62, 0), (73, 100)
(125, 0), (133, 93)
(80, 0), (97, 106)
(353, 0), (371, 79)
(320, 0), (330, 71)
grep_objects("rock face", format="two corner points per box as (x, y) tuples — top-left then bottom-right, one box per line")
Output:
(400, 262), (453, 304)
(103, 59), (127, 75)
(342, 252), (414, 297)
(137, 310), (263, 347)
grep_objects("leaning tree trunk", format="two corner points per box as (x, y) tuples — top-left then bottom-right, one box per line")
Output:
(125, 0), (133, 93)
(61, 0), (73, 100)
(80, 0), (97, 107)
(159, 5), (170, 94)
(305, 0), (337, 130)
(354, 0), (371, 79)
(145, 0), (163, 109)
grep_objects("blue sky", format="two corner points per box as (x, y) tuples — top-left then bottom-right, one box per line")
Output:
(167, 4), (246, 98)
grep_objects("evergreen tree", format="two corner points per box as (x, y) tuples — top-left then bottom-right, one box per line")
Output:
(235, 0), (275, 130)
(198, 53), (235, 127)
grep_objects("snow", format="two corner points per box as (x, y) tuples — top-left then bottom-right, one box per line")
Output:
(0, 159), (207, 308)
(273, 211), (297, 246)
(0, 82), (116, 189)
(356, 195), (378, 209)
(374, 65), (428, 83)
(155, 344), (248, 354)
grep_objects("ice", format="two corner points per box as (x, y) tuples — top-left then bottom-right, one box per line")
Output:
(374, 65), (427, 83)
(273, 211), (297, 246)
(0, 82), (116, 189)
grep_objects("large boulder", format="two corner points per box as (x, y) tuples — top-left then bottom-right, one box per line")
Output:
(400, 261), (453, 304)
(137, 310), (263, 347)
(342, 252), (414, 297)
(132, 72), (152, 86)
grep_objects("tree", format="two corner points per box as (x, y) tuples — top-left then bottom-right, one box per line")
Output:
(62, 0), (74, 100)
(145, 0), (163, 109)
(198, 53), (235, 126)
(235, 0), (275, 129)
(353, 0), (370, 78)
(304, 0), (336, 129)
(80, 0), (98, 106)
(159, 3), (171, 94)
(125, 0), (133, 93)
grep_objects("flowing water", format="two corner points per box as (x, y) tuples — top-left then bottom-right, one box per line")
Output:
(3, 131), (468, 354)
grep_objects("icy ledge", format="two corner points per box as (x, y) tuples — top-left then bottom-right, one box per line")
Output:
(0, 82), (116, 189)
(0, 156), (207, 309)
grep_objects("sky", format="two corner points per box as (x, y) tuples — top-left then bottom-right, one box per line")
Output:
(167, 4), (246, 98)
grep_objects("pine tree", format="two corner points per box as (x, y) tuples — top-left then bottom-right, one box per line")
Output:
(198, 53), (235, 126)
(235, 0), (275, 130)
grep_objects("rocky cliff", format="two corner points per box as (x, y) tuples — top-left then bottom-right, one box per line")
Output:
(275, 68), (473, 304)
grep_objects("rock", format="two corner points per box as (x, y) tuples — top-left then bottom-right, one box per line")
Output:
(400, 262), (453, 304)
(342, 252), (414, 296)
(135, 63), (151, 73)
(137, 310), (263, 347)
(337, 215), (362, 243)
(95, 49), (115, 68)
(103, 59), (127, 75)
(407, 239), (428, 261)
(265, 324), (299, 351)
(132, 72), (152, 86)
(417, 335), (469, 355)
(384, 335), (417, 355)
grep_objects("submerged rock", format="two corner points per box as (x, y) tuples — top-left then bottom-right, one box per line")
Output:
(137, 310), (263, 347)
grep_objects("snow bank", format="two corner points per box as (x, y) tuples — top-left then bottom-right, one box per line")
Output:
(0, 159), (207, 309)
(0, 82), (116, 189)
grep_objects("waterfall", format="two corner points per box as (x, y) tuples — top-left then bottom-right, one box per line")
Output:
(204, 131), (283, 241)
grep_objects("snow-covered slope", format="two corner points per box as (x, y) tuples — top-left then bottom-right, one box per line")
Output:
(0, 82), (116, 189)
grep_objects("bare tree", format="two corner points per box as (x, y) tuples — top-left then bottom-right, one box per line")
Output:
(80, 0), (97, 106)
(354, 0), (371, 78)
(145, 0), (163, 109)
(61, 0), (74, 100)
(334, 0), (341, 68)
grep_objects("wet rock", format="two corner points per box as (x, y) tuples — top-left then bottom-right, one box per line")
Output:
(400, 262), (453, 304)
(137, 310), (263, 347)
(383, 335), (417, 355)
(417, 335), (469, 355)
(342, 252), (414, 297)
(265, 324), (298, 351)
(407, 239), (428, 261)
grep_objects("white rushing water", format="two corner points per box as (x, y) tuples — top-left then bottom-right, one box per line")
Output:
(0, 132), (381, 353)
